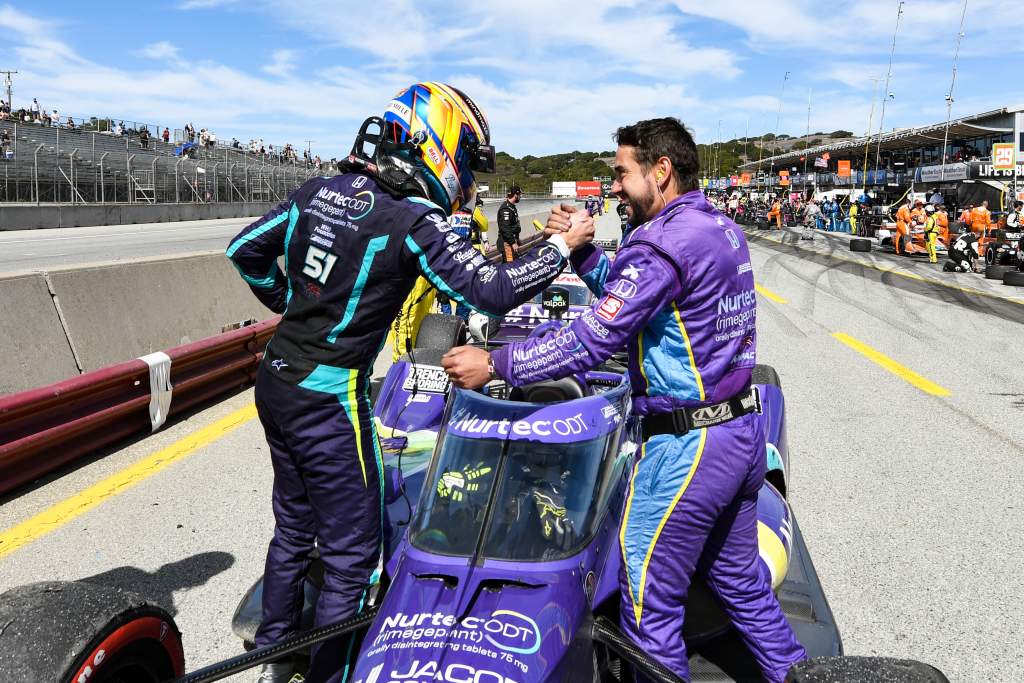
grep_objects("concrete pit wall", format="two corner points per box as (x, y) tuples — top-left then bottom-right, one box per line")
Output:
(0, 202), (279, 231)
(0, 273), (81, 394)
(0, 255), (274, 394)
(0, 200), (563, 395)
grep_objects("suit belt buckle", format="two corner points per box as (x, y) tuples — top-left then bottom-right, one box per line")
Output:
(670, 408), (692, 435)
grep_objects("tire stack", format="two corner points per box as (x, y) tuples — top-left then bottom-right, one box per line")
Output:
(850, 238), (872, 253)
(984, 264), (1024, 287)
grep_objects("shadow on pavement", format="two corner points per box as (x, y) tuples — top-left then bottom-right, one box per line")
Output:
(76, 550), (235, 615)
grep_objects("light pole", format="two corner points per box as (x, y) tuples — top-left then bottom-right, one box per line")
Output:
(941, 0), (968, 182)
(0, 70), (17, 113)
(770, 72), (790, 189)
(862, 77), (882, 195)
(874, 0), (904, 174)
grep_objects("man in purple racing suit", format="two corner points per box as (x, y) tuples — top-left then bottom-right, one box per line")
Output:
(443, 118), (806, 682)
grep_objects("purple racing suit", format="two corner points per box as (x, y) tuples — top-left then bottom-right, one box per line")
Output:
(227, 173), (567, 683)
(490, 190), (806, 681)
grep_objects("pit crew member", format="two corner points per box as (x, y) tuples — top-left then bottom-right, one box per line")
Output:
(497, 185), (523, 261)
(442, 117), (806, 682)
(923, 204), (940, 264)
(227, 82), (593, 683)
(945, 230), (980, 272)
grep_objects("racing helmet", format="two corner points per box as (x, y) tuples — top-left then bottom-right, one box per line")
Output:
(925, 204), (935, 214)
(382, 83), (495, 214)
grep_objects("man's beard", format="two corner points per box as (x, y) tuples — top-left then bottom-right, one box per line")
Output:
(623, 185), (657, 226)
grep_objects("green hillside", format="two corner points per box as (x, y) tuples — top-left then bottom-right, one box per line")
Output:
(477, 130), (855, 193)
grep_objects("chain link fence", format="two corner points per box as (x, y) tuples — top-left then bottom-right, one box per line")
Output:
(0, 119), (337, 205)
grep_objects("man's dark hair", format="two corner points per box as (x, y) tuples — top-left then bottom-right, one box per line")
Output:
(507, 185), (522, 197)
(614, 117), (699, 192)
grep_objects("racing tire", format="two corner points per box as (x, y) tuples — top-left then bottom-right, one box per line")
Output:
(1003, 270), (1024, 287)
(397, 347), (446, 368)
(0, 581), (184, 683)
(985, 264), (1012, 280)
(415, 314), (467, 351)
(752, 364), (782, 388)
(849, 238), (872, 253)
(787, 656), (950, 682)
(942, 260), (956, 272)
(756, 219), (769, 230)
(985, 247), (996, 266)
(896, 235), (909, 256)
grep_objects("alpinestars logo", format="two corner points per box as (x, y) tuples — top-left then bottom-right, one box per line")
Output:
(271, 359), (288, 371)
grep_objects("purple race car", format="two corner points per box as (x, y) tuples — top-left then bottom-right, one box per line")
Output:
(225, 302), (843, 681)
(0, 317), (950, 683)
(0, 288), (951, 683)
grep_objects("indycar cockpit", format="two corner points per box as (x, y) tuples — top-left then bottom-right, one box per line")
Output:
(411, 380), (633, 562)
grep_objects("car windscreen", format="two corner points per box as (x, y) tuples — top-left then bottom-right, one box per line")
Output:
(410, 386), (630, 562)
(480, 433), (624, 561)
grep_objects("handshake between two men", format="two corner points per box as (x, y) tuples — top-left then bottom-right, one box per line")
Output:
(442, 203), (596, 389)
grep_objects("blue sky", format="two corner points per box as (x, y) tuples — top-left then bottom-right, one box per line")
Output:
(2, 1), (1022, 158)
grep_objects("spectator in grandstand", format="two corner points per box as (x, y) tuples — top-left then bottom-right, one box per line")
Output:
(208, 131), (217, 148)
(30, 98), (39, 116)
(66, 116), (76, 130)
(140, 127), (150, 149)
(185, 122), (195, 142)
(115, 121), (124, 136)
(162, 127), (170, 143)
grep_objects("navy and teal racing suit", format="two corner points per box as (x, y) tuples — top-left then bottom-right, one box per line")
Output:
(226, 172), (568, 683)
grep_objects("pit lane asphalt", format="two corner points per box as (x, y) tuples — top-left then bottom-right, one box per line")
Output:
(1, 209), (1022, 681)
(0, 199), (561, 275)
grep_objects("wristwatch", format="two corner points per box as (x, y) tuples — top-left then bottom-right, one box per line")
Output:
(487, 353), (496, 381)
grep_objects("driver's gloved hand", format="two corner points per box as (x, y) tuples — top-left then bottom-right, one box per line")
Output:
(532, 488), (574, 549)
(436, 462), (492, 502)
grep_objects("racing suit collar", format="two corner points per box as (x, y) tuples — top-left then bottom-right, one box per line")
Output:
(638, 191), (707, 230)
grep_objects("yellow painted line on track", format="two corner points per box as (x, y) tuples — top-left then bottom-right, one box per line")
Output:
(0, 404), (258, 560)
(749, 232), (1024, 306)
(832, 333), (951, 397)
(755, 283), (789, 304)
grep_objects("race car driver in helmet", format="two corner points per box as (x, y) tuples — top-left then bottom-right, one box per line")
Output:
(443, 118), (806, 682)
(226, 82), (594, 683)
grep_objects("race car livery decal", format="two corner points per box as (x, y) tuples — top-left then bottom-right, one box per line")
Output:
(444, 388), (624, 443)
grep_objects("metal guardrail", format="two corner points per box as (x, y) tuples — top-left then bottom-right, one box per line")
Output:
(0, 316), (280, 497)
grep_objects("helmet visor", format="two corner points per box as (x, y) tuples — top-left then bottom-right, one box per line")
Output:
(469, 143), (496, 174)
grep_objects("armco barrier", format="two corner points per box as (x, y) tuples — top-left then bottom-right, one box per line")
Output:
(0, 317), (279, 497)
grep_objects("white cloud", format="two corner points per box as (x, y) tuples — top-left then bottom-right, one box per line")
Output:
(262, 49), (296, 78)
(139, 41), (184, 65)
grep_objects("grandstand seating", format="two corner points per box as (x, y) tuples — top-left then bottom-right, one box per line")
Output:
(0, 121), (332, 204)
